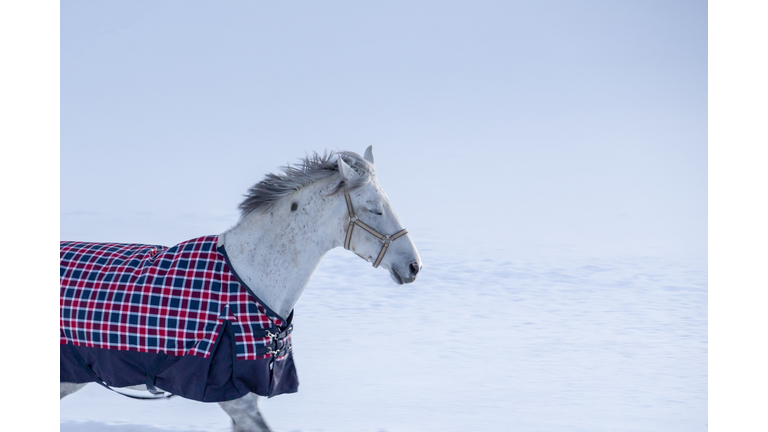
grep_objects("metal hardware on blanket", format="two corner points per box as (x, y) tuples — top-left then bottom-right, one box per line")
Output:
(343, 191), (408, 268)
(266, 345), (292, 357)
(264, 324), (292, 341)
(264, 325), (293, 358)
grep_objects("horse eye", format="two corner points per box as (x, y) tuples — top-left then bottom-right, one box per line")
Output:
(369, 209), (383, 216)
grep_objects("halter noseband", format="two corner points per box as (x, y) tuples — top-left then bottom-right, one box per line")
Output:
(343, 191), (408, 268)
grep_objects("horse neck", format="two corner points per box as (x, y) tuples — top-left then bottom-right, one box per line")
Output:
(222, 178), (345, 319)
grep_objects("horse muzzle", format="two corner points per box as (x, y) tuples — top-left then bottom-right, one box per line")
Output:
(390, 261), (422, 285)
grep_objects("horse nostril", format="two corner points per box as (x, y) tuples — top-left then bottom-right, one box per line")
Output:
(409, 262), (420, 276)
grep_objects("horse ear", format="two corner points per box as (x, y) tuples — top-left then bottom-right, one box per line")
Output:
(363, 145), (375, 165)
(337, 155), (356, 182)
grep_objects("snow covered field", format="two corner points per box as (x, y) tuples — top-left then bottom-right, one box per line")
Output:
(60, 226), (706, 432)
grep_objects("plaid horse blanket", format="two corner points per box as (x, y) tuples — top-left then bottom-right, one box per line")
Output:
(60, 235), (298, 402)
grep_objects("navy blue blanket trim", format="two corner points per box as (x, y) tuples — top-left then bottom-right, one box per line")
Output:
(61, 320), (299, 402)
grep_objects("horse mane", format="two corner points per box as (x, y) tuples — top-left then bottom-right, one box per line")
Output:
(239, 151), (373, 216)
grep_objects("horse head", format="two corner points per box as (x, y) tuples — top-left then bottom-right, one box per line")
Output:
(336, 146), (422, 284)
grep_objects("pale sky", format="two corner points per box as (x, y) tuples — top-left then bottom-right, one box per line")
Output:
(61, 1), (707, 261)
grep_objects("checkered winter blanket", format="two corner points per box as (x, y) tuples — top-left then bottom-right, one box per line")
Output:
(60, 235), (298, 401)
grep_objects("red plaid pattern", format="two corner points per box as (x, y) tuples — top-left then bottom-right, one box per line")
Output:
(60, 235), (288, 360)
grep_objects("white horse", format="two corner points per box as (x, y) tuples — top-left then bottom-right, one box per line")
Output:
(60, 147), (422, 432)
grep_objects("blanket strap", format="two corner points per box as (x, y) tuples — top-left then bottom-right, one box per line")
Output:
(100, 385), (175, 401)
(257, 319), (294, 357)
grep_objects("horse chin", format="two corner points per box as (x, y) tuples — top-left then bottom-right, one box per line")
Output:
(389, 269), (405, 285)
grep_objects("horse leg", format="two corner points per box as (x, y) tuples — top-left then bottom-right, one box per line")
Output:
(60, 382), (87, 399)
(219, 393), (272, 432)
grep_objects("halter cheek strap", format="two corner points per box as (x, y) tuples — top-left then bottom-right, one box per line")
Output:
(343, 191), (408, 268)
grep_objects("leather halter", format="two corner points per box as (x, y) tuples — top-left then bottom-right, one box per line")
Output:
(343, 191), (408, 268)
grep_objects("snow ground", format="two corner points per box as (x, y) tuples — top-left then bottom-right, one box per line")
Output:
(60, 233), (706, 432)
